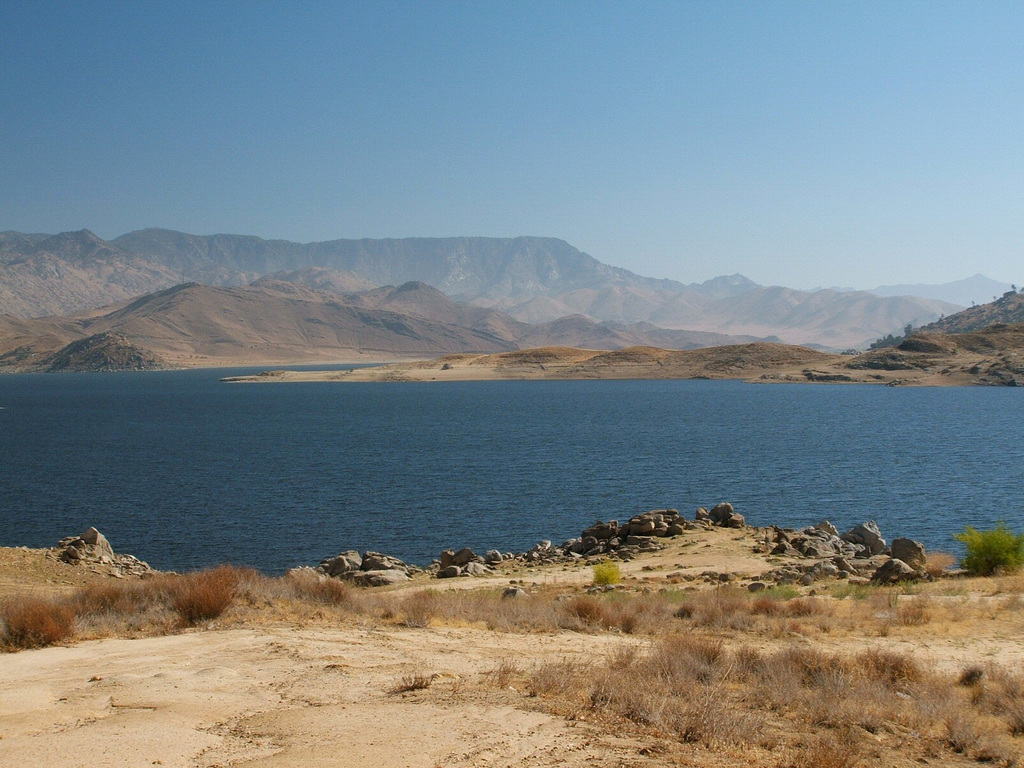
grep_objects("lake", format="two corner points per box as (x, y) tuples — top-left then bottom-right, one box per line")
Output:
(1, 370), (1021, 572)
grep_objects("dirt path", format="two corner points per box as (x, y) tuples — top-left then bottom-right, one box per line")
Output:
(0, 624), (654, 768)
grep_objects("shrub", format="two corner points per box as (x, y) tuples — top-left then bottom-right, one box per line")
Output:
(166, 566), (239, 625)
(283, 571), (352, 606)
(559, 595), (612, 630)
(389, 673), (433, 693)
(1, 594), (77, 649)
(74, 579), (164, 617)
(592, 561), (622, 586)
(400, 589), (440, 628)
(954, 522), (1024, 576)
(924, 551), (957, 579)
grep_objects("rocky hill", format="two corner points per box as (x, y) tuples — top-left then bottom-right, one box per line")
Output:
(917, 289), (1024, 334)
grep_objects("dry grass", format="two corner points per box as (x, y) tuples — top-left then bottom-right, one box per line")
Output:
(389, 672), (434, 694)
(165, 566), (240, 626)
(3, 562), (1024, 765)
(0, 594), (76, 649)
(925, 551), (957, 578)
(488, 658), (521, 689)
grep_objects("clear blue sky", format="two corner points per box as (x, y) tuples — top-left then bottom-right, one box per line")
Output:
(2, 1), (1022, 289)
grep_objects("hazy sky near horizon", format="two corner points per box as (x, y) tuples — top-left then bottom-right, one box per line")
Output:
(2, 1), (1022, 289)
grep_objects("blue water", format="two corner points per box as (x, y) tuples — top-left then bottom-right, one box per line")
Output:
(1, 370), (1022, 572)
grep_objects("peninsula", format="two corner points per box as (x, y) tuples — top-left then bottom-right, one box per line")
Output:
(223, 321), (1024, 387)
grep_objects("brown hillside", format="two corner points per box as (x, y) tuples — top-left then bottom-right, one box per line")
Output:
(920, 290), (1024, 333)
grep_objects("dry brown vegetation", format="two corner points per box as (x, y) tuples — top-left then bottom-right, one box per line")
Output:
(3, 561), (1024, 767)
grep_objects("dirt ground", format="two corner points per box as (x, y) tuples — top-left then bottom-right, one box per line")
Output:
(2, 527), (1023, 768)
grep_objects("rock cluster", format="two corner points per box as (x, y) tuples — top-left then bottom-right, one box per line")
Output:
(316, 549), (417, 586)
(696, 502), (746, 528)
(435, 507), (730, 579)
(762, 520), (931, 585)
(55, 527), (151, 578)
(310, 505), (938, 588)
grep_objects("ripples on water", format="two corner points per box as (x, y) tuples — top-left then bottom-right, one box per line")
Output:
(1, 369), (1021, 572)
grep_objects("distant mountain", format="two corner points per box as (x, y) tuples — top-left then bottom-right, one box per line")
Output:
(0, 229), (179, 317)
(0, 282), (774, 372)
(868, 274), (1012, 307)
(0, 227), (968, 348)
(111, 228), (686, 300)
(253, 266), (377, 294)
(686, 287), (961, 349)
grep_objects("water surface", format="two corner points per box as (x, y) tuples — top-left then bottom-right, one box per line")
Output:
(1, 370), (1021, 572)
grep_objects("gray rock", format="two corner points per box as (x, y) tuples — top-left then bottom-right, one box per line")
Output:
(80, 527), (115, 558)
(485, 549), (504, 564)
(841, 521), (887, 556)
(322, 550), (363, 576)
(748, 581), (767, 592)
(349, 570), (410, 587)
(361, 551), (407, 572)
(666, 523), (685, 536)
(438, 565), (462, 579)
(582, 521), (619, 540)
(833, 556), (854, 573)
(502, 587), (527, 599)
(890, 538), (927, 571)
(871, 558), (920, 584)
(709, 502), (745, 528)
(709, 502), (733, 522)
(463, 562), (491, 577)
(815, 520), (840, 537)
(453, 547), (478, 566)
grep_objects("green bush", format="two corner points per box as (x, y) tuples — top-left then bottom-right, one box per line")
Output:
(953, 522), (1024, 576)
(592, 561), (622, 586)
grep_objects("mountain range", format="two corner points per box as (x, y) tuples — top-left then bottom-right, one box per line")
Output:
(0, 228), (970, 350)
(0, 280), (772, 372)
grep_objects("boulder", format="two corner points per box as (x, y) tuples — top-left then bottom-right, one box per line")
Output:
(57, 528), (116, 564)
(322, 550), (362, 576)
(709, 502), (745, 528)
(80, 527), (115, 558)
(452, 547), (478, 566)
(815, 520), (840, 537)
(361, 551), (407, 572)
(349, 570), (410, 587)
(438, 565), (462, 579)
(485, 549), (504, 564)
(502, 587), (527, 599)
(890, 538), (927, 571)
(871, 558), (920, 584)
(841, 521), (887, 556)
(582, 521), (619, 540)
(695, 507), (710, 521)
(463, 562), (491, 577)
(666, 523), (685, 536)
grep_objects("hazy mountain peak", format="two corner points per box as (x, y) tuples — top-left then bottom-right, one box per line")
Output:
(868, 274), (1011, 307)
